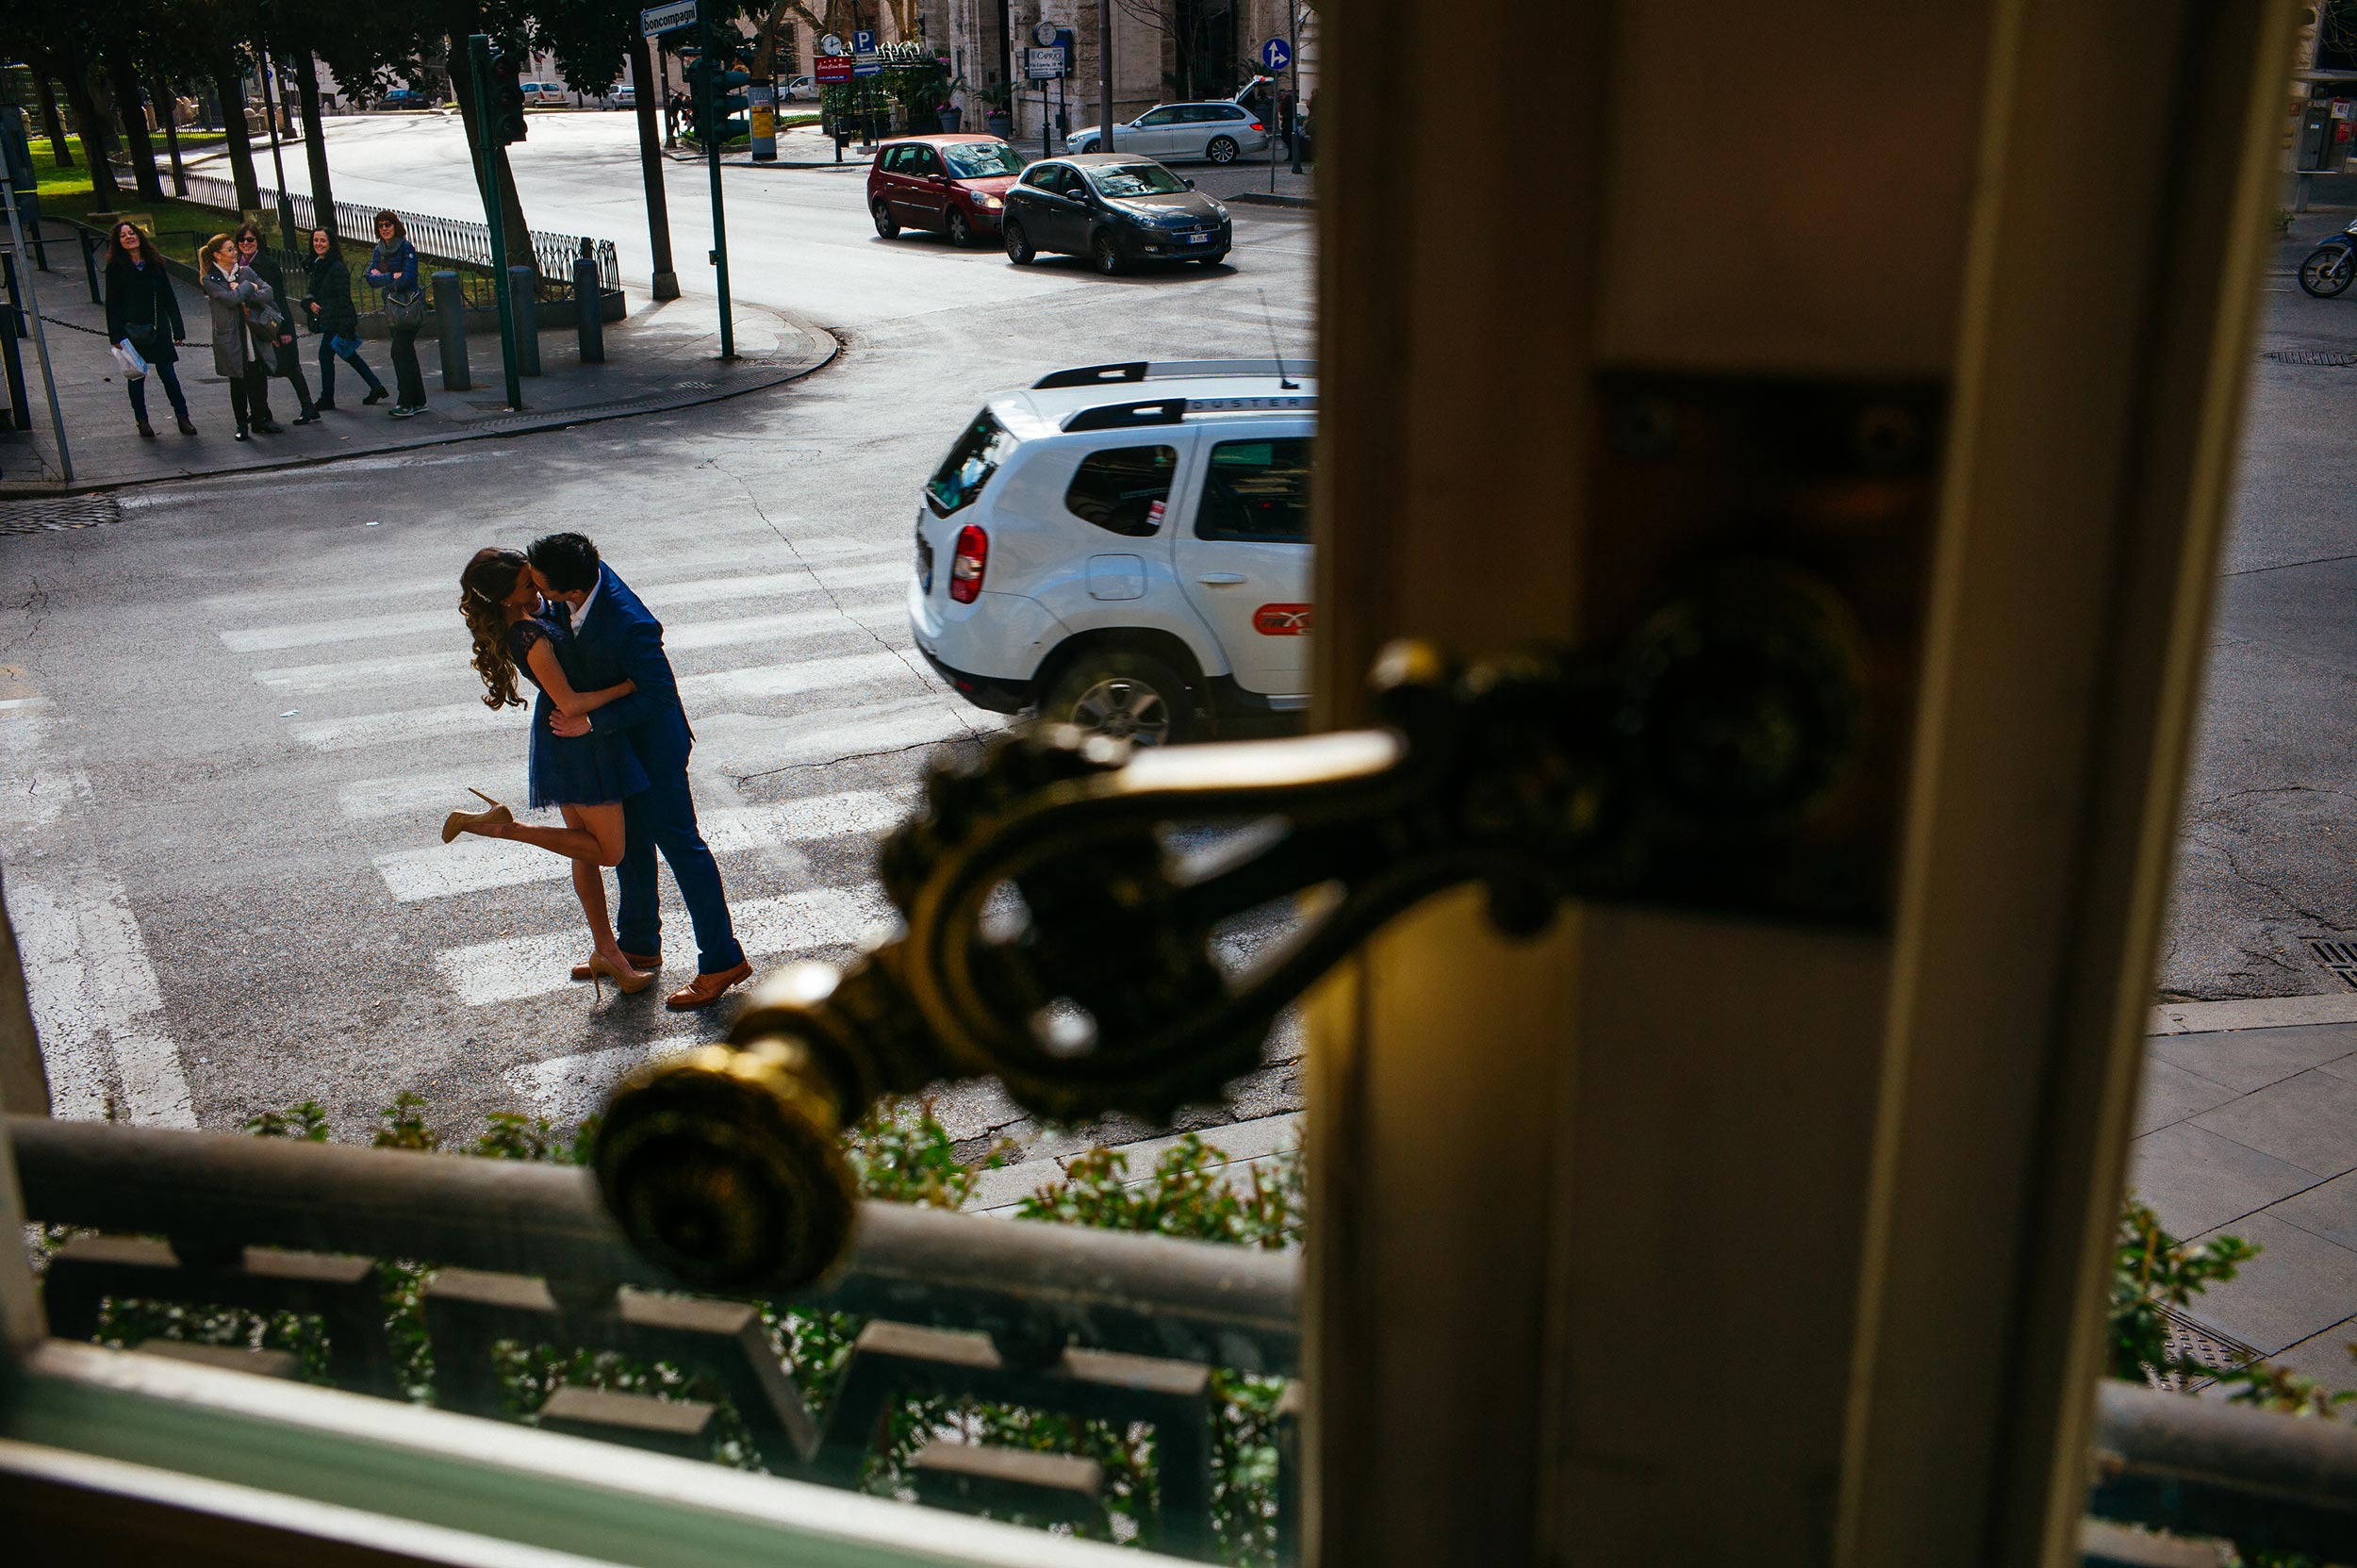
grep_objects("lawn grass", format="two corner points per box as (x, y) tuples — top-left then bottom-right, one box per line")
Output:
(29, 140), (404, 276)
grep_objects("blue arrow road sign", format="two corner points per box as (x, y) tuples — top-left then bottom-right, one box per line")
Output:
(1261, 37), (1292, 73)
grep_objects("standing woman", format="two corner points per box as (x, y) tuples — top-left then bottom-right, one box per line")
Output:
(303, 229), (387, 412)
(363, 211), (427, 418)
(198, 234), (280, 440)
(102, 221), (195, 437)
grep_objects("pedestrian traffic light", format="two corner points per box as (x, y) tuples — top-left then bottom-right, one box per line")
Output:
(490, 54), (528, 145)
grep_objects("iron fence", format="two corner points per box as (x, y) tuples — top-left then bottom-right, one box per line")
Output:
(12, 1114), (2351, 1564)
(173, 173), (620, 299)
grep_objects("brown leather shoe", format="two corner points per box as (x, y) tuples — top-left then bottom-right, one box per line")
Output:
(665, 959), (753, 1012)
(572, 951), (660, 982)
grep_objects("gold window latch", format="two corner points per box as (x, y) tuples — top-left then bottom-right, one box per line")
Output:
(596, 375), (1938, 1289)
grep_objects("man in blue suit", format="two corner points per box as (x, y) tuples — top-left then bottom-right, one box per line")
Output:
(528, 532), (753, 1010)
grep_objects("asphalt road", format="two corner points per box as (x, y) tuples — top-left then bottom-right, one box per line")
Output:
(1, 119), (1313, 1148)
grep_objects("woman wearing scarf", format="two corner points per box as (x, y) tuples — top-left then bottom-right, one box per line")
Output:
(198, 233), (281, 439)
(362, 210), (428, 418)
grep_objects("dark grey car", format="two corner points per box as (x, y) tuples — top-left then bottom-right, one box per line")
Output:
(1001, 156), (1233, 275)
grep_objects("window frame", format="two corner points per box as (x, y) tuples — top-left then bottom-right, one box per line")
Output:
(1192, 435), (1314, 544)
(1063, 441), (1182, 536)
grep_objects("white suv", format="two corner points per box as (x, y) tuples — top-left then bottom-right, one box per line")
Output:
(909, 360), (1314, 745)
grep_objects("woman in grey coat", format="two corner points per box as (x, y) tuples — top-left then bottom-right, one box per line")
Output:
(200, 233), (283, 439)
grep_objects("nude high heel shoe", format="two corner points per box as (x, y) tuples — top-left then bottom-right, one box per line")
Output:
(585, 950), (655, 999)
(441, 787), (513, 844)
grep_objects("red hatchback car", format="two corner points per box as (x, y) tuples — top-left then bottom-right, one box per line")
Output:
(867, 135), (1027, 247)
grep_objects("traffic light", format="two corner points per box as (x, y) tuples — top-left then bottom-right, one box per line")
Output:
(681, 41), (751, 145)
(490, 53), (528, 145)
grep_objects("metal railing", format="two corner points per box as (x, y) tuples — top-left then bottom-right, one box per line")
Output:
(11, 1114), (2355, 1563)
(171, 173), (620, 299)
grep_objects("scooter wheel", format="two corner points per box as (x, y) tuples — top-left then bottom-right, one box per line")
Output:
(2300, 241), (2356, 298)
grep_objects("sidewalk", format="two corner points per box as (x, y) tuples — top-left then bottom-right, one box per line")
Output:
(0, 256), (836, 496)
(2133, 996), (2357, 1390)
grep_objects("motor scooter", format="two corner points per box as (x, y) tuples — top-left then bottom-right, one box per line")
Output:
(2299, 218), (2357, 296)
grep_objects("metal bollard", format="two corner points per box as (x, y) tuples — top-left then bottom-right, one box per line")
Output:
(509, 264), (540, 376)
(432, 271), (470, 391)
(573, 240), (604, 365)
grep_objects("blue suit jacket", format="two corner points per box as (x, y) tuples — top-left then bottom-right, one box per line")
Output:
(569, 564), (694, 778)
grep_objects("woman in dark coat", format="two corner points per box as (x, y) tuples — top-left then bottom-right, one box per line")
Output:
(102, 222), (195, 437)
(302, 229), (388, 411)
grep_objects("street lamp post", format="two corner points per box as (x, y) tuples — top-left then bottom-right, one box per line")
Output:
(1098, 0), (1113, 153)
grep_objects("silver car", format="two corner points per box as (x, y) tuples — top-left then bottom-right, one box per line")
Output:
(1065, 100), (1270, 164)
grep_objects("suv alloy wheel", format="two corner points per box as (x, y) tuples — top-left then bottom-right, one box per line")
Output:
(1042, 649), (1195, 746)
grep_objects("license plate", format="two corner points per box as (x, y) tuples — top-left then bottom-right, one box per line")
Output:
(915, 529), (934, 592)
(1186, 232), (1210, 244)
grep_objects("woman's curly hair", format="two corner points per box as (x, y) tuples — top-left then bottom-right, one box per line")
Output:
(459, 547), (530, 709)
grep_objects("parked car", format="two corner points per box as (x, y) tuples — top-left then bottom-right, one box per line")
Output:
(1063, 97), (1269, 163)
(909, 359), (1315, 745)
(868, 135), (1026, 247)
(783, 74), (817, 102)
(375, 89), (430, 111)
(610, 87), (636, 110)
(1001, 156), (1231, 273)
(523, 82), (570, 107)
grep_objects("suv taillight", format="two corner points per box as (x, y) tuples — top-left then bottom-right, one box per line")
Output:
(949, 524), (989, 602)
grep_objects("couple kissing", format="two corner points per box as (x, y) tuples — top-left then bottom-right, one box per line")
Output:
(448, 532), (752, 1012)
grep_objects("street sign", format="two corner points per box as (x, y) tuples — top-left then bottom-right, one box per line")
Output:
(851, 29), (881, 78)
(1033, 19), (1061, 46)
(1260, 36), (1292, 74)
(1026, 45), (1067, 80)
(640, 0), (698, 39)
(815, 54), (852, 84)
(852, 29), (875, 52)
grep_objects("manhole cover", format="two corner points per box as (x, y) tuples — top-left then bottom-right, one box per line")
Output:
(0, 495), (122, 535)
(2149, 1306), (2260, 1393)
(2263, 349), (2357, 366)
(673, 379), (717, 390)
(2308, 937), (2357, 990)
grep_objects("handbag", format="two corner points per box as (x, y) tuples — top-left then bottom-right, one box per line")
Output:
(385, 288), (429, 329)
(328, 332), (362, 357)
(124, 320), (159, 354)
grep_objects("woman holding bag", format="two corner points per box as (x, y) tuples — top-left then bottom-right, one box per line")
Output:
(303, 229), (388, 412)
(102, 221), (195, 437)
(363, 211), (428, 418)
(199, 232), (281, 439)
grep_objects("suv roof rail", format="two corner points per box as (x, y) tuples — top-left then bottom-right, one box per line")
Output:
(1033, 359), (1319, 389)
(1063, 398), (1190, 433)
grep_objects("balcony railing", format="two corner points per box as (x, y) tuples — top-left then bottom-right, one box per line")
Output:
(8, 1114), (2352, 1563)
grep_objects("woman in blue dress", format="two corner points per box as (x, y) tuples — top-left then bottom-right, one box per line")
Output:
(446, 547), (655, 996)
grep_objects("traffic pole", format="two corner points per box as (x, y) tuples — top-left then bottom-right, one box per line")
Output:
(1, 173), (71, 482)
(1098, 0), (1113, 153)
(469, 35), (524, 411)
(1288, 6), (1303, 176)
(697, 4), (735, 360)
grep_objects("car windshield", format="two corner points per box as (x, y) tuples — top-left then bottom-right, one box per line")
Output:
(1087, 163), (1188, 198)
(943, 142), (1024, 178)
(926, 408), (1019, 517)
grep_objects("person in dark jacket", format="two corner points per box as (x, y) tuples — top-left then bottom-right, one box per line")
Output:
(199, 233), (280, 438)
(363, 210), (428, 418)
(301, 229), (388, 412)
(233, 224), (321, 425)
(103, 221), (196, 437)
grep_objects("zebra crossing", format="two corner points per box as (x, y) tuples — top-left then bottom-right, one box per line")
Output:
(11, 529), (1017, 1131)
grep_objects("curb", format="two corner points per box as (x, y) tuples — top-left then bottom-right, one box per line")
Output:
(1229, 190), (1314, 210)
(0, 309), (843, 499)
(2148, 992), (2357, 1036)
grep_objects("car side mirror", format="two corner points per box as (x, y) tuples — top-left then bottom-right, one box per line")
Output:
(1183, 178), (1195, 190)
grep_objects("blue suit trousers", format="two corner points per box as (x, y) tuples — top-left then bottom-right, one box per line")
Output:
(616, 767), (746, 975)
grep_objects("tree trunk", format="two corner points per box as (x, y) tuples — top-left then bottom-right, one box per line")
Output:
(155, 76), (188, 196)
(628, 33), (679, 298)
(107, 49), (165, 204)
(33, 68), (73, 167)
(58, 51), (122, 210)
(291, 54), (338, 238)
(446, 34), (539, 278)
(212, 58), (263, 215)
